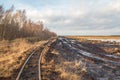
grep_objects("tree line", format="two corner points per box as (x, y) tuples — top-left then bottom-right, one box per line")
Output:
(0, 5), (57, 40)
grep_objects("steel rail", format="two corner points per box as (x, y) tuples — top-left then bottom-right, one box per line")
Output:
(38, 43), (50, 80)
(38, 38), (56, 80)
(16, 47), (39, 80)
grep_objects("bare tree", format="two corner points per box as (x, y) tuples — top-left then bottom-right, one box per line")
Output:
(0, 5), (57, 40)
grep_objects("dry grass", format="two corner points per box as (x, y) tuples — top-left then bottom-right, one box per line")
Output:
(60, 70), (79, 80)
(0, 38), (46, 78)
(66, 36), (120, 39)
(54, 60), (87, 80)
(48, 50), (87, 80)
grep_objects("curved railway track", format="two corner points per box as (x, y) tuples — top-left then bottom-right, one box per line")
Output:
(16, 47), (39, 80)
(15, 38), (56, 80)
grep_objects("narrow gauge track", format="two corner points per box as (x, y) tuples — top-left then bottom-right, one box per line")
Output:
(14, 41), (45, 80)
(16, 38), (56, 80)
(15, 47), (40, 80)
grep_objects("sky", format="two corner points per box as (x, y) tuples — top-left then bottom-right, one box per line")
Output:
(1, 0), (120, 35)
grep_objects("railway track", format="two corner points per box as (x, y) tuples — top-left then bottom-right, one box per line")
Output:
(15, 38), (56, 80)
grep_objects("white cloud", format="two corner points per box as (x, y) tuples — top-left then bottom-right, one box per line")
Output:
(14, 0), (120, 35)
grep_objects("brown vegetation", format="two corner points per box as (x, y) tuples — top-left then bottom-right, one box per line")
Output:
(0, 38), (46, 79)
(66, 36), (120, 39)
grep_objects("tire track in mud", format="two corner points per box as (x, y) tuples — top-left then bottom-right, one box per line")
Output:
(56, 37), (120, 80)
(35, 37), (120, 80)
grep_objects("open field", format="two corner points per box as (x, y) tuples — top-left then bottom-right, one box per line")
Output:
(0, 36), (120, 80)
(66, 36), (120, 57)
(1, 1), (120, 79)
(66, 36), (120, 39)
(66, 36), (120, 43)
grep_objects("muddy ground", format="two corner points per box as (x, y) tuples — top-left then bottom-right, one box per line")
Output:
(42, 37), (120, 80)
